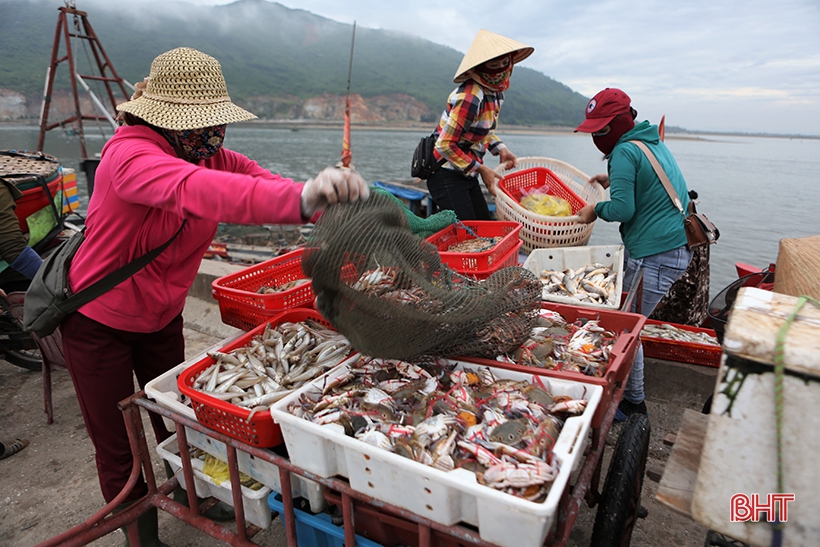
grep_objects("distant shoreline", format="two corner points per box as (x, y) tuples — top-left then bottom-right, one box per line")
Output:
(2, 119), (817, 140)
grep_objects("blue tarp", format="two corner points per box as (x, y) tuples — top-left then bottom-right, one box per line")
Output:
(373, 181), (427, 201)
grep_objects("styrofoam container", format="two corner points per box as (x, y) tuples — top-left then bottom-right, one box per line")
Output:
(271, 358), (602, 547)
(146, 353), (326, 512)
(691, 288), (820, 546)
(522, 245), (624, 310)
(157, 434), (273, 529)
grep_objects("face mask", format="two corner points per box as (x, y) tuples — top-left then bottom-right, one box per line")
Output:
(161, 125), (227, 161)
(472, 66), (512, 92)
(592, 113), (635, 155)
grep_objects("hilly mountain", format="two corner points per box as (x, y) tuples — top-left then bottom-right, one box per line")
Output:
(0, 0), (589, 127)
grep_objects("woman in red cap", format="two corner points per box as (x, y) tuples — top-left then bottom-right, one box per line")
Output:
(575, 88), (693, 421)
(424, 30), (534, 220)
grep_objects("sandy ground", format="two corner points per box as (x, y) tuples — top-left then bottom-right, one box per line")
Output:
(0, 295), (713, 547)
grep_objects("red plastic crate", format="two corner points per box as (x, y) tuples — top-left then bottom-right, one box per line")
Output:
(460, 302), (645, 428)
(324, 489), (468, 547)
(16, 176), (62, 232)
(178, 308), (337, 448)
(212, 248), (315, 331)
(457, 240), (523, 280)
(641, 319), (722, 368)
(426, 221), (522, 273)
(498, 167), (586, 214)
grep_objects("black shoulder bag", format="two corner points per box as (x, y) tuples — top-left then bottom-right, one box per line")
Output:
(411, 133), (446, 180)
(23, 220), (187, 338)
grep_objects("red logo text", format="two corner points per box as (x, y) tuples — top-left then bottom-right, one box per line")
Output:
(730, 493), (795, 522)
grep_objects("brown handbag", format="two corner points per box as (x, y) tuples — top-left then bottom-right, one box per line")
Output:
(629, 140), (720, 250)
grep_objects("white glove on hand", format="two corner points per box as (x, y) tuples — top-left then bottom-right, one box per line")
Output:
(300, 167), (370, 218)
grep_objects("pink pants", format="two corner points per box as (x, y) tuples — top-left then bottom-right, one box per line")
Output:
(61, 311), (185, 502)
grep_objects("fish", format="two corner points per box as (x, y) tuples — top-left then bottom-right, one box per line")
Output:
(538, 263), (618, 306)
(641, 323), (719, 345)
(191, 319), (353, 411)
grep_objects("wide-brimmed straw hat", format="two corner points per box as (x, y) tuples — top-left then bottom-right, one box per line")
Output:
(116, 47), (256, 130)
(453, 29), (534, 84)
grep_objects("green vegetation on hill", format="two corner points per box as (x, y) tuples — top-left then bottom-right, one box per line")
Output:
(0, 0), (589, 127)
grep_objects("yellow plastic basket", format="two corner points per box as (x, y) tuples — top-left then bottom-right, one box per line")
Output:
(494, 157), (606, 252)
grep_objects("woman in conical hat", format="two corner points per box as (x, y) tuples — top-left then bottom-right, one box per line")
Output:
(59, 47), (369, 545)
(423, 29), (533, 220)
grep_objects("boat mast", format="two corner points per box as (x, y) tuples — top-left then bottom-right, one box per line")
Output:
(37, 1), (131, 159)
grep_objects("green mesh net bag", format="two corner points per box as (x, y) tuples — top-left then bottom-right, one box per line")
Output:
(370, 187), (456, 239)
(302, 191), (541, 360)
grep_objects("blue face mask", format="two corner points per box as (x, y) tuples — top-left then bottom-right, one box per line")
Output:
(161, 125), (226, 161)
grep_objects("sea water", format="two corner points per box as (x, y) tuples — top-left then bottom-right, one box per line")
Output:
(1, 123), (818, 299)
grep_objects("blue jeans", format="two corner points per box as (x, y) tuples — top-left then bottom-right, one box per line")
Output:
(622, 245), (693, 404)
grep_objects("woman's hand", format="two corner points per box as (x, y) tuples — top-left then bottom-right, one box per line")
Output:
(477, 164), (503, 196)
(576, 204), (598, 224)
(498, 148), (517, 171)
(588, 173), (610, 190)
(301, 166), (370, 217)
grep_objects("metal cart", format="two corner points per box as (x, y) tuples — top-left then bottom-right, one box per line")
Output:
(34, 275), (650, 547)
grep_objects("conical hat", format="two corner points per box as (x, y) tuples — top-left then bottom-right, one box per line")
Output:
(454, 29), (534, 83)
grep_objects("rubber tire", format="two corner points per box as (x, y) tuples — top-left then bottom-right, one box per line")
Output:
(590, 412), (651, 547)
(702, 394), (713, 414)
(2, 347), (43, 371)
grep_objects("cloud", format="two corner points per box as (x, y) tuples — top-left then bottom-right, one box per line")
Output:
(65, 0), (820, 134)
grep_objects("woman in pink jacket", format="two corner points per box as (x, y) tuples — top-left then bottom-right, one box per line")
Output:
(61, 47), (368, 546)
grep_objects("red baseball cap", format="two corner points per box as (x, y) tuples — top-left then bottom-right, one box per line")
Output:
(574, 88), (632, 133)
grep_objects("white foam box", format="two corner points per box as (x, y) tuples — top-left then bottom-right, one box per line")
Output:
(157, 434), (273, 529)
(271, 358), (602, 547)
(145, 349), (327, 512)
(522, 245), (624, 310)
(691, 288), (820, 547)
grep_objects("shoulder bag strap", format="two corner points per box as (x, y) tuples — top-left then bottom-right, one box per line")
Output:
(628, 140), (685, 215)
(58, 219), (188, 312)
(30, 174), (66, 253)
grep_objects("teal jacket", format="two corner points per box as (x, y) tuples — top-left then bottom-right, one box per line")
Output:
(594, 121), (689, 259)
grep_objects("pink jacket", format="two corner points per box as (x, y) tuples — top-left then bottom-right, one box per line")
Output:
(68, 125), (306, 332)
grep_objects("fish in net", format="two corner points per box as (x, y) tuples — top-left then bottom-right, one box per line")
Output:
(302, 191), (541, 360)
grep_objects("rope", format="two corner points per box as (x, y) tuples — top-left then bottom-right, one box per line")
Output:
(770, 295), (820, 547)
(453, 220), (498, 253)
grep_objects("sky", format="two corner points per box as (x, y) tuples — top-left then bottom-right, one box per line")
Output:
(113, 0), (820, 135)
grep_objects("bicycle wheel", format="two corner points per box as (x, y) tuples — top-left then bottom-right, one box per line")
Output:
(590, 412), (651, 547)
(2, 347), (43, 371)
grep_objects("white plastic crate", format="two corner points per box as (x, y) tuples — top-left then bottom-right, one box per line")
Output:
(145, 352), (327, 512)
(145, 334), (246, 424)
(523, 245), (624, 310)
(145, 362), (199, 422)
(271, 358), (602, 547)
(157, 434), (273, 529)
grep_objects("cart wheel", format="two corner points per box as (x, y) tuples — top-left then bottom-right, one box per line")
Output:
(589, 413), (650, 547)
